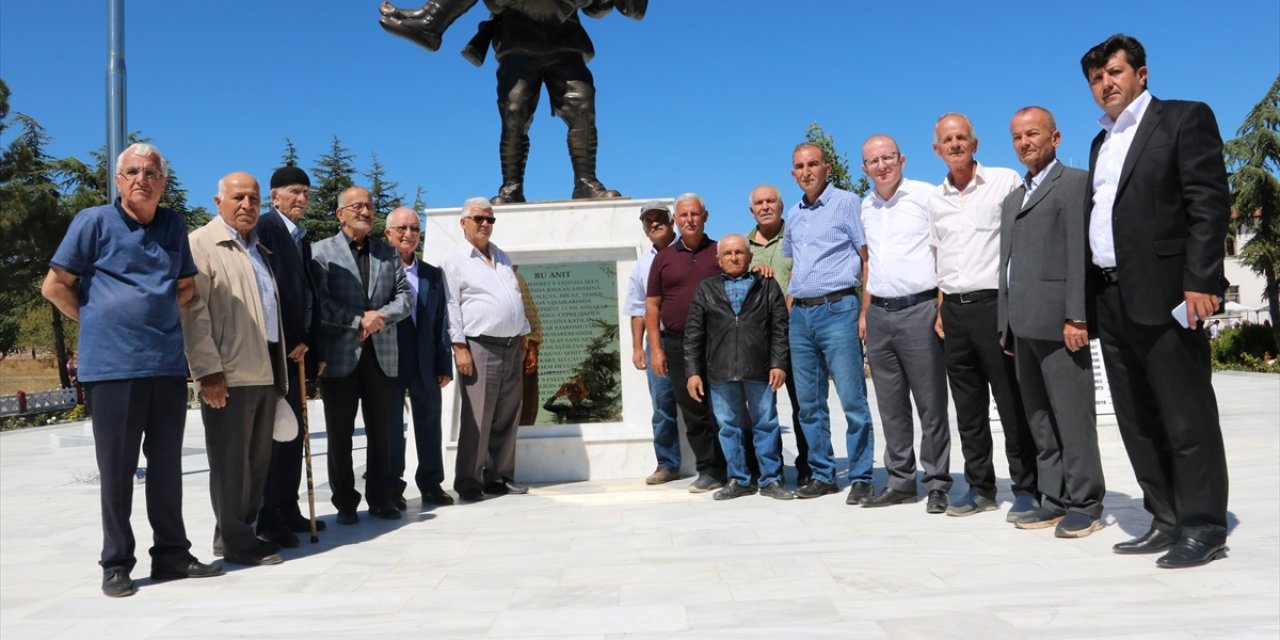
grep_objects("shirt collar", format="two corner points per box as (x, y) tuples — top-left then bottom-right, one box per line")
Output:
(676, 235), (713, 253)
(274, 207), (299, 236)
(747, 220), (785, 247)
(800, 182), (836, 209)
(941, 162), (988, 196)
(218, 216), (259, 249)
(1099, 90), (1152, 132)
(721, 271), (755, 283)
(869, 176), (917, 206)
(1027, 158), (1059, 185)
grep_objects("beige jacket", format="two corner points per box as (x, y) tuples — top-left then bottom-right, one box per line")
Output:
(182, 218), (286, 392)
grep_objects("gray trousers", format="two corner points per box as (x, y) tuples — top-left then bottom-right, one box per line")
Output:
(1014, 337), (1105, 517)
(202, 385), (276, 555)
(455, 339), (525, 492)
(865, 300), (952, 493)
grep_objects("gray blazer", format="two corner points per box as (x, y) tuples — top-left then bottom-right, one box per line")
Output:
(309, 231), (412, 378)
(998, 161), (1089, 342)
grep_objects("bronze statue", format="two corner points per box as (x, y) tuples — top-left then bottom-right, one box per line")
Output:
(380, 0), (646, 204)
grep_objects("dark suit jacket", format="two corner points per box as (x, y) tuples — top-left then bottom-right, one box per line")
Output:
(396, 260), (453, 394)
(1086, 97), (1230, 325)
(255, 209), (314, 354)
(999, 162), (1090, 342)
(309, 231), (412, 379)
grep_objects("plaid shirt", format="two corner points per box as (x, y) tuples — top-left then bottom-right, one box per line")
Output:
(722, 272), (756, 316)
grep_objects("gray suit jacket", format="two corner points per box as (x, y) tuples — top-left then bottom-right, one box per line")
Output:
(998, 161), (1089, 342)
(309, 230), (412, 378)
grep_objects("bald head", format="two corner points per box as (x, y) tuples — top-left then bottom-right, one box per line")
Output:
(214, 172), (261, 240)
(861, 134), (906, 198)
(336, 186), (374, 241)
(717, 234), (752, 278)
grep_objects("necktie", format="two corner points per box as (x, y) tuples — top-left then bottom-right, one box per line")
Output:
(1021, 172), (1035, 206)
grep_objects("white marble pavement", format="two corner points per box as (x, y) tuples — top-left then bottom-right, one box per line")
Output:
(1, 372), (1277, 639)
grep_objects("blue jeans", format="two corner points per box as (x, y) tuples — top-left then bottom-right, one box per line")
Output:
(646, 347), (680, 470)
(789, 294), (875, 484)
(709, 379), (783, 486)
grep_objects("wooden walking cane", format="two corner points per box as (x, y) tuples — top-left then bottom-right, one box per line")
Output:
(297, 359), (319, 544)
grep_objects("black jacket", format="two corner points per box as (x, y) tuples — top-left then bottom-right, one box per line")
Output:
(684, 274), (788, 383)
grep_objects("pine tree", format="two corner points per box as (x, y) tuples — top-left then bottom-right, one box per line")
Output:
(805, 122), (871, 197)
(280, 138), (299, 167)
(305, 135), (357, 239)
(1224, 75), (1280, 349)
(365, 151), (402, 236)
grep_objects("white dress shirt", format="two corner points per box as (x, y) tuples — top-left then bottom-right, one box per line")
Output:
(442, 242), (529, 344)
(219, 217), (279, 344)
(929, 162), (1021, 294)
(1090, 90), (1153, 268)
(624, 237), (676, 317)
(861, 177), (937, 298)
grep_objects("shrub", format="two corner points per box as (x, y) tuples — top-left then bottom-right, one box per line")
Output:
(1212, 324), (1278, 367)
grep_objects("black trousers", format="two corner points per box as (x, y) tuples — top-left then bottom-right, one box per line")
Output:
(940, 297), (1037, 496)
(258, 360), (304, 531)
(86, 376), (194, 574)
(389, 375), (446, 495)
(662, 332), (725, 476)
(320, 346), (394, 512)
(1095, 282), (1229, 543)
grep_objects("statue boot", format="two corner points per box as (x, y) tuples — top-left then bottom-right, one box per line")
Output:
(491, 132), (528, 205)
(378, 0), (477, 52)
(567, 128), (621, 200)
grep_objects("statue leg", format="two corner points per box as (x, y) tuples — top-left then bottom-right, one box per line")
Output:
(492, 58), (540, 205)
(378, 0), (477, 52)
(547, 55), (620, 200)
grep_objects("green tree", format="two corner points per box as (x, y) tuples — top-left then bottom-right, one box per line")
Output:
(411, 186), (427, 212)
(1224, 75), (1280, 349)
(305, 135), (357, 239)
(805, 122), (871, 197)
(365, 151), (402, 236)
(280, 137), (299, 167)
(0, 81), (72, 371)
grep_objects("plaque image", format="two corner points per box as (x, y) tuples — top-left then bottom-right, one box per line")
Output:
(515, 261), (622, 425)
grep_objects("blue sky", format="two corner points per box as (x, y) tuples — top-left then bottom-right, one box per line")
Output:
(2, 1), (1277, 241)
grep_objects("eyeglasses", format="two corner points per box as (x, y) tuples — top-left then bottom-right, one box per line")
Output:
(464, 215), (496, 225)
(118, 167), (165, 182)
(862, 153), (900, 168)
(339, 202), (373, 213)
(389, 225), (421, 234)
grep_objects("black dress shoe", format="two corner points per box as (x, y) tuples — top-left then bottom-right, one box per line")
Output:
(390, 495), (408, 511)
(369, 503), (403, 520)
(457, 487), (485, 502)
(1113, 527), (1177, 555)
(260, 529), (300, 549)
(150, 559), (225, 581)
(421, 484), (455, 506)
(284, 514), (326, 533)
(102, 569), (136, 598)
(845, 481), (874, 505)
(1156, 537), (1228, 569)
(795, 479), (839, 499)
(925, 490), (949, 514)
(862, 487), (917, 508)
(484, 480), (529, 495)
(336, 510), (359, 525)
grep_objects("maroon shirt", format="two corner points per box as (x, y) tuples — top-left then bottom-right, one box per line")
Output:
(646, 236), (721, 332)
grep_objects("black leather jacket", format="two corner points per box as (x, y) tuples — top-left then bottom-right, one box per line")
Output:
(683, 274), (789, 382)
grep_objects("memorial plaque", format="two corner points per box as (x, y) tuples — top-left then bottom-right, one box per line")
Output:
(517, 261), (622, 425)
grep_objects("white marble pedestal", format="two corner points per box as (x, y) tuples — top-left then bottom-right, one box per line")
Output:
(421, 197), (689, 483)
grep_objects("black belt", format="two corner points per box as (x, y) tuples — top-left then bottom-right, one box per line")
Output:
(870, 288), (937, 312)
(468, 334), (520, 347)
(1094, 267), (1119, 286)
(794, 285), (860, 308)
(942, 289), (997, 304)
(660, 330), (684, 340)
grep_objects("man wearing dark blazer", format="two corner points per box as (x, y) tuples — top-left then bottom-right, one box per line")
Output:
(310, 186), (413, 524)
(1081, 34), (1230, 568)
(254, 166), (323, 546)
(998, 106), (1106, 539)
(384, 207), (455, 507)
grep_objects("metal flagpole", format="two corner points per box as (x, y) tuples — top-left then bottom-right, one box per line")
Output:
(106, 0), (126, 201)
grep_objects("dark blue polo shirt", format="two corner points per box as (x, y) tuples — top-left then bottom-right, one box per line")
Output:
(49, 202), (196, 382)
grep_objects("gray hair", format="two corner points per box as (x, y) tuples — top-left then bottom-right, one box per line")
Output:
(116, 142), (169, 178)
(748, 184), (782, 208)
(934, 112), (976, 143)
(674, 192), (705, 212)
(460, 196), (493, 218)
